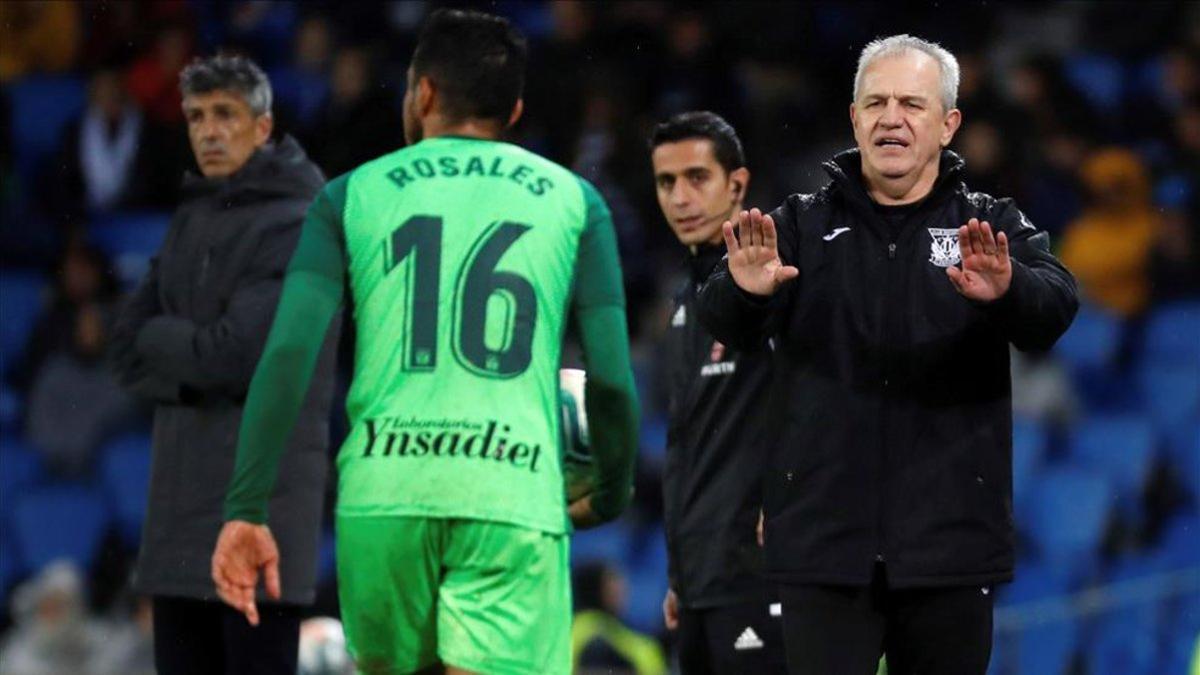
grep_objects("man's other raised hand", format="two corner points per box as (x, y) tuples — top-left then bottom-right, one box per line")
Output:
(722, 208), (799, 297)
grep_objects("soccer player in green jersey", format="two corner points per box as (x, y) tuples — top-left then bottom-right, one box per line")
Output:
(209, 10), (640, 675)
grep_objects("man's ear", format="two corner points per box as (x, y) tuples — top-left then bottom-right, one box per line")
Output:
(507, 98), (524, 129)
(417, 75), (436, 117)
(254, 113), (274, 146)
(941, 108), (962, 147)
(729, 166), (750, 205)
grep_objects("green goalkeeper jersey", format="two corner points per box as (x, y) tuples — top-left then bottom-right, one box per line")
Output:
(223, 136), (639, 535)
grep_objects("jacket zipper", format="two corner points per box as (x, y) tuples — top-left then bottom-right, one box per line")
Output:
(877, 240), (898, 564)
(199, 248), (212, 284)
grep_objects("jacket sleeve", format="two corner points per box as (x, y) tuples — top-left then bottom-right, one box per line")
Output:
(981, 198), (1080, 351)
(131, 213), (306, 399)
(108, 257), (183, 404)
(572, 178), (640, 524)
(224, 179), (346, 524)
(695, 198), (799, 350)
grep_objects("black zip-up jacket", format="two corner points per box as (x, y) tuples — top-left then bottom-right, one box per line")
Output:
(696, 149), (1078, 588)
(663, 245), (773, 609)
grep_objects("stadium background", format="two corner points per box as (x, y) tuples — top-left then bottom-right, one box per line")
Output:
(0, 1), (1197, 673)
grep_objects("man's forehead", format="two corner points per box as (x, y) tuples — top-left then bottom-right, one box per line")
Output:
(182, 90), (252, 111)
(652, 138), (720, 171)
(858, 52), (940, 96)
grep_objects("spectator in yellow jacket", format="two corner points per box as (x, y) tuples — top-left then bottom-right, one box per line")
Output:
(1060, 147), (1161, 317)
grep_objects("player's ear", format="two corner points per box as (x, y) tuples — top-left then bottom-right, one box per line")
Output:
(729, 167), (750, 205)
(417, 76), (436, 117)
(506, 98), (524, 129)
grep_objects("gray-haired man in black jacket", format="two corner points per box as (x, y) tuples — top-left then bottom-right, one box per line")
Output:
(697, 35), (1078, 675)
(110, 54), (337, 675)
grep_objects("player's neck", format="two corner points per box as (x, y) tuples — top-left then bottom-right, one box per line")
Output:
(423, 116), (505, 142)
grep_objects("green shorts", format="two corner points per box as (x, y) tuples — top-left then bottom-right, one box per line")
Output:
(335, 515), (572, 675)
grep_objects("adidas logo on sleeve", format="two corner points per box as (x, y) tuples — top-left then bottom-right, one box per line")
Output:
(733, 627), (765, 651)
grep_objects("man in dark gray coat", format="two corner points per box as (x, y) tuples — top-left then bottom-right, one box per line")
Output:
(110, 54), (337, 675)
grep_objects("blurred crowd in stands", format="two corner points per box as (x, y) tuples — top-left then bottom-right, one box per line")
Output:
(0, 1), (1197, 673)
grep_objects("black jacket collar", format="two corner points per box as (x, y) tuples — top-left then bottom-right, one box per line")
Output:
(182, 134), (325, 205)
(822, 149), (966, 237)
(687, 243), (726, 285)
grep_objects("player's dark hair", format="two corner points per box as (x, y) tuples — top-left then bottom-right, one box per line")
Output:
(411, 9), (528, 124)
(649, 111), (746, 175)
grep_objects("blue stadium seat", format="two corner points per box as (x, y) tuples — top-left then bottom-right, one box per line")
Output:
(1156, 173), (1193, 210)
(993, 561), (1077, 675)
(1054, 304), (1122, 372)
(89, 211), (171, 255)
(1152, 519), (1199, 675)
(1155, 515), (1200, 570)
(0, 384), (20, 434)
(1064, 54), (1126, 113)
(621, 563), (670, 635)
(0, 436), (45, 530)
(615, 525), (672, 635)
(1163, 426), (1200, 500)
(638, 414), (667, 466)
(1158, 566), (1200, 675)
(88, 211), (172, 288)
(1141, 301), (1200, 368)
(1066, 416), (1155, 522)
(571, 519), (633, 570)
(0, 271), (47, 372)
(1156, 625), (1200, 675)
(1131, 55), (1165, 99)
(98, 433), (152, 546)
(1137, 363), (1200, 431)
(1012, 418), (1048, 513)
(1086, 553), (1168, 675)
(1025, 467), (1112, 583)
(267, 67), (329, 128)
(12, 484), (111, 573)
(1085, 604), (1160, 675)
(1054, 304), (1127, 409)
(1136, 361), (1200, 497)
(627, 524), (668, 579)
(8, 75), (87, 178)
(317, 528), (336, 584)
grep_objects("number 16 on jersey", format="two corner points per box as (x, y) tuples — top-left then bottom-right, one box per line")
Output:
(383, 214), (539, 379)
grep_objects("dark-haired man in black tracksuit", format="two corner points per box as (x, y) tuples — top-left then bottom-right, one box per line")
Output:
(649, 111), (786, 675)
(696, 37), (1078, 675)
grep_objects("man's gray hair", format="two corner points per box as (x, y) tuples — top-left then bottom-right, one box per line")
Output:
(179, 54), (273, 116)
(853, 34), (960, 112)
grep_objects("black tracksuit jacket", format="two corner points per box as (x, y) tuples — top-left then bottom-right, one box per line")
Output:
(696, 149), (1079, 588)
(663, 245), (774, 608)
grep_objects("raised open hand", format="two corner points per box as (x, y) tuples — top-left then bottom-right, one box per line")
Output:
(946, 218), (1012, 302)
(721, 208), (799, 297)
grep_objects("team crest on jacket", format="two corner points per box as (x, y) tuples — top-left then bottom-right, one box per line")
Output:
(701, 341), (735, 376)
(710, 341), (725, 362)
(927, 228), (962, 267)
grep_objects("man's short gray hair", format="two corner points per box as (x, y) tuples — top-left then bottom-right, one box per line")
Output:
(179, 54), (273, 116)
(853, 34), (960, 112)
